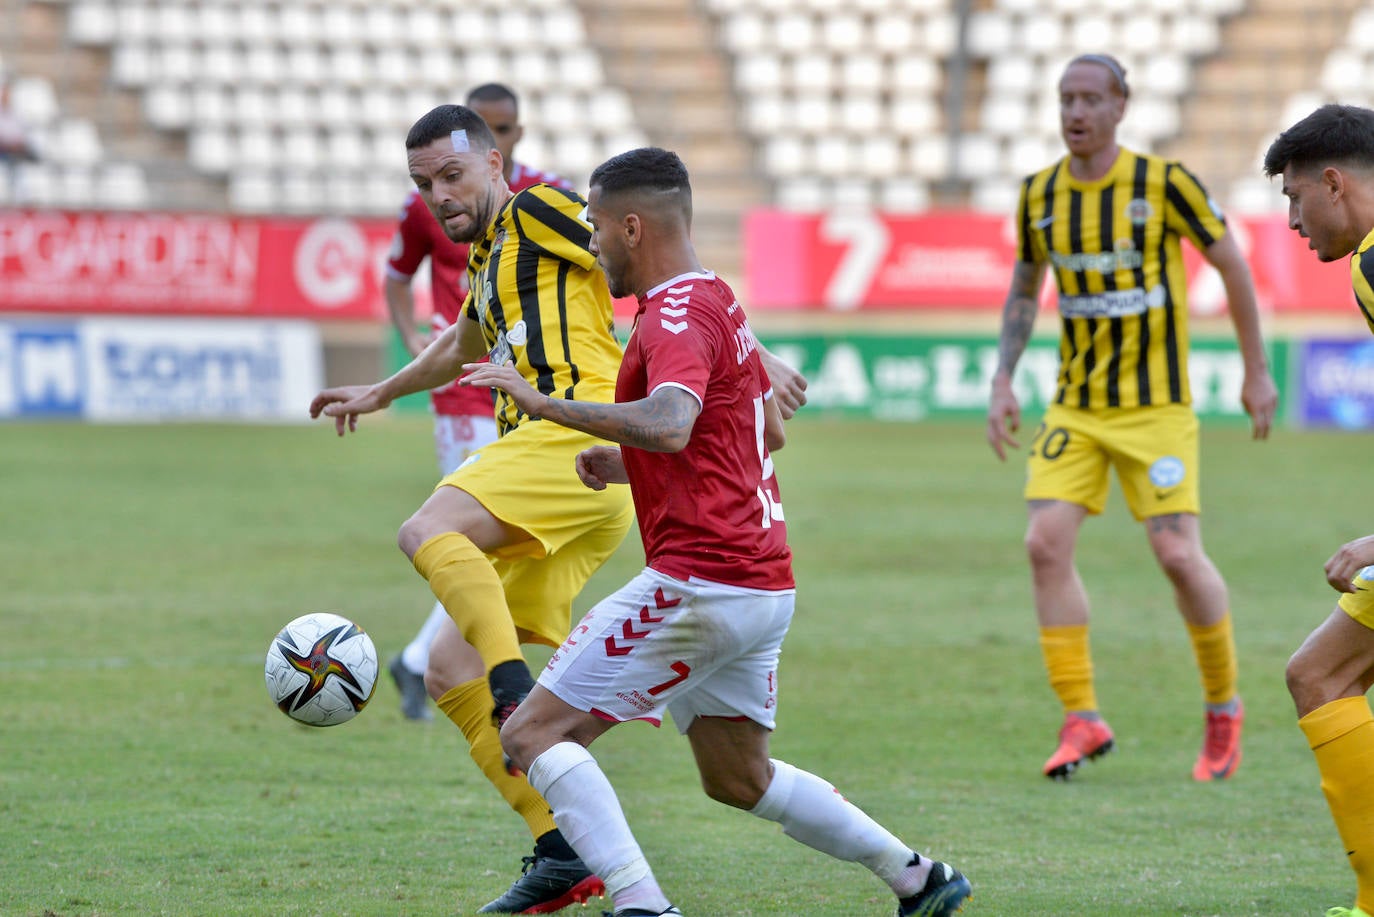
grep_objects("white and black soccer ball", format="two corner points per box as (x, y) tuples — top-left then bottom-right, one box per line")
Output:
(264, 612), (378, 726)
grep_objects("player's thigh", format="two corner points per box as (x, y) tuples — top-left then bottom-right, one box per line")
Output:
(445, 422), (631, 562)
(1024, 405), (1111, 514)
(1289, 599), (1374, 712)
(540, 571), (793, 731)
(500, 503), (634, 648)
(401, 483), (521, 556)
(1107, 405), (1200, 521)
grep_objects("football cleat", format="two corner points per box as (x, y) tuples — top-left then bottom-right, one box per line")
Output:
(602, 908), (683, 917)
(387, 654), (432, 722)
(1325, 908), (1372, 917)
(1043, 713), (1115, 780)
(897, 861), (971, 916)
(1192, 699), (1243, 781)
(477, 851), (605, 914)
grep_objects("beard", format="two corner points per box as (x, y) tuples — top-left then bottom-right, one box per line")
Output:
(439, 187), (495, 243)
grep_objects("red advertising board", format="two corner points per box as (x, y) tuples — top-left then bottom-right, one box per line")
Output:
(744, 209), (1356, 315)
(0, 209), (397, 320)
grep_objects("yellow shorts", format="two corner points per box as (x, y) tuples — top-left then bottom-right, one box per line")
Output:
(438, 420), (635, 647)
(1338, 567), (1374, 629)
(1024, 403), (1200, 520)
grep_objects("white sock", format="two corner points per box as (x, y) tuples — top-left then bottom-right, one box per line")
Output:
(400, 601), (449, 674)
(749, 759), (930, 897)
(527, 742), (671, 913)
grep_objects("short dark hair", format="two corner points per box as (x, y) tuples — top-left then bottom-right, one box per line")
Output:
(590, 147), (691, 201)
(405, 104), (496, 152)
(465, 83), (519, 111)
(1263, 104), (1374, 177)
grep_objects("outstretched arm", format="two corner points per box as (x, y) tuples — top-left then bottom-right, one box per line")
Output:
(460, 360), (701, 453)
(986, 260), (1047, 461)
(1203, 233), (1278, 440)
(309, 316), (486, 435)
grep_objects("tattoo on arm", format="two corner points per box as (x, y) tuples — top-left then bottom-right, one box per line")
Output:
(540, 387), (698, 452)
(997, 262), (1045, 374)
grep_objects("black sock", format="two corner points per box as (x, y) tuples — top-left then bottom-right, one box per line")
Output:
(489, 659), (534, 697)
(534, 828), (577, 861)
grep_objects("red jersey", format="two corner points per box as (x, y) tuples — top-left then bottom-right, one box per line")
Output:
(617, 271), (793, 590)
(385, 162), (572, 416)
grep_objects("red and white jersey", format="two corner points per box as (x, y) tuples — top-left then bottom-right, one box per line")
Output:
(618, 271), (793, 590)
(385, 162), (573, 417)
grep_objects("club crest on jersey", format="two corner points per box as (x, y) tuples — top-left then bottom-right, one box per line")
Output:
(1148, 456), (1186, 489)
(1126, 198), (1153, 225)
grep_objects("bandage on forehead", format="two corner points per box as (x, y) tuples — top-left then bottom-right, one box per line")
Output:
(450, 129), (469, 153)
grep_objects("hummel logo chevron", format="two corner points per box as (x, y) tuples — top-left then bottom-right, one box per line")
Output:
(661, 319), (688, 335)
(604, 589), (682, 656)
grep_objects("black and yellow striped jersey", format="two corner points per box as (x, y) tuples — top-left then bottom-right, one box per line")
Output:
(1015, 147), (1228, 409)
(463, 183), (622, 435)
(1351, 227), (1374, 336)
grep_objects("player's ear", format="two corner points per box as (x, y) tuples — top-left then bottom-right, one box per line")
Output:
(1323, 165), (1345, 201)
(624, 213), (643, 248)
(489, 146), (504, 179)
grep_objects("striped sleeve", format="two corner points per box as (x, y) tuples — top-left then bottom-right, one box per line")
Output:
(1015, 175), (1037, 263)
(1163, 163), (1226, 250)
(1351, 246), (1374, 334)
(509, 185), (598, 272)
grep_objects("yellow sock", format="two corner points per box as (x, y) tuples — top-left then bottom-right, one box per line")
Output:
(1300, 696), (1374, 913)
(412, 532), (523, 672)
(1039, 625), (1097, 713)
(437, 678), (559, 842)
(1186, 613), (1238, 705)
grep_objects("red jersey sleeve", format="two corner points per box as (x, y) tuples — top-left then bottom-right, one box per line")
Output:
(386, 191), (435, 280)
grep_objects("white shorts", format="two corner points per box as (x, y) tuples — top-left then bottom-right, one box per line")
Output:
(539, 568), (795, 734)
(435, 413), (499, 475)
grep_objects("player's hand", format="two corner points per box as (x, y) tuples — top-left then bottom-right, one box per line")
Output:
(460, 360), (546, 415)
(309, 385), (392, 436)
(1241, 368), (1279, 440)
(1324, 534), (1374, 593)
(759, 348), (807, 419)
(575, 445), (628, 491)
(986, 373), (1021, 461)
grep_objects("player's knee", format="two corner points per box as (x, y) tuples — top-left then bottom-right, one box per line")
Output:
(699, 770), (768, 810)
(423, 661), (453, 701)
(1285, 649), (1327, 716)
(397, 510), (441, 558)
(1024, 526), (1068, 572)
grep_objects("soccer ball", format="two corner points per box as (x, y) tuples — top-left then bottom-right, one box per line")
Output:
(264, 612), (378, 726)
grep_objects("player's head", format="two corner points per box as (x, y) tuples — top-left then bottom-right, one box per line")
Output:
(465, 83), (524, 168)
(1264, 104), (1374, 262)
(405, 104), (505, 243)
(586, 147), (693, 298)
(1058, 54), (1128, 159)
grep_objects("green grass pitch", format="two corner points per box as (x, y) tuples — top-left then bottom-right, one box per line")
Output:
(1, 416), (1363, 916)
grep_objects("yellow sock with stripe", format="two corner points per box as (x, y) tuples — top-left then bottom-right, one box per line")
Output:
(412, 532), (523, 673)
(437, 678), (559, 841)
(1300, 696), (1374, 914)
(1186, 613), (1238, 706)
(1038, 625), (1097, 713)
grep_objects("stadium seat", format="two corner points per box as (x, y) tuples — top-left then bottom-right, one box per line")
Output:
(879, 177), (931, 212)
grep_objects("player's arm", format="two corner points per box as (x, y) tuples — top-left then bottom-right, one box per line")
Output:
(460, 361), (701, 453)
(383, 274), (430, 357)
(987, 259), (1047, 460)
(1202, 233), (1278, 440)
(763, 389), (785, 453)
(310, 317), (486, 436)
(758, 345), (806, 419)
